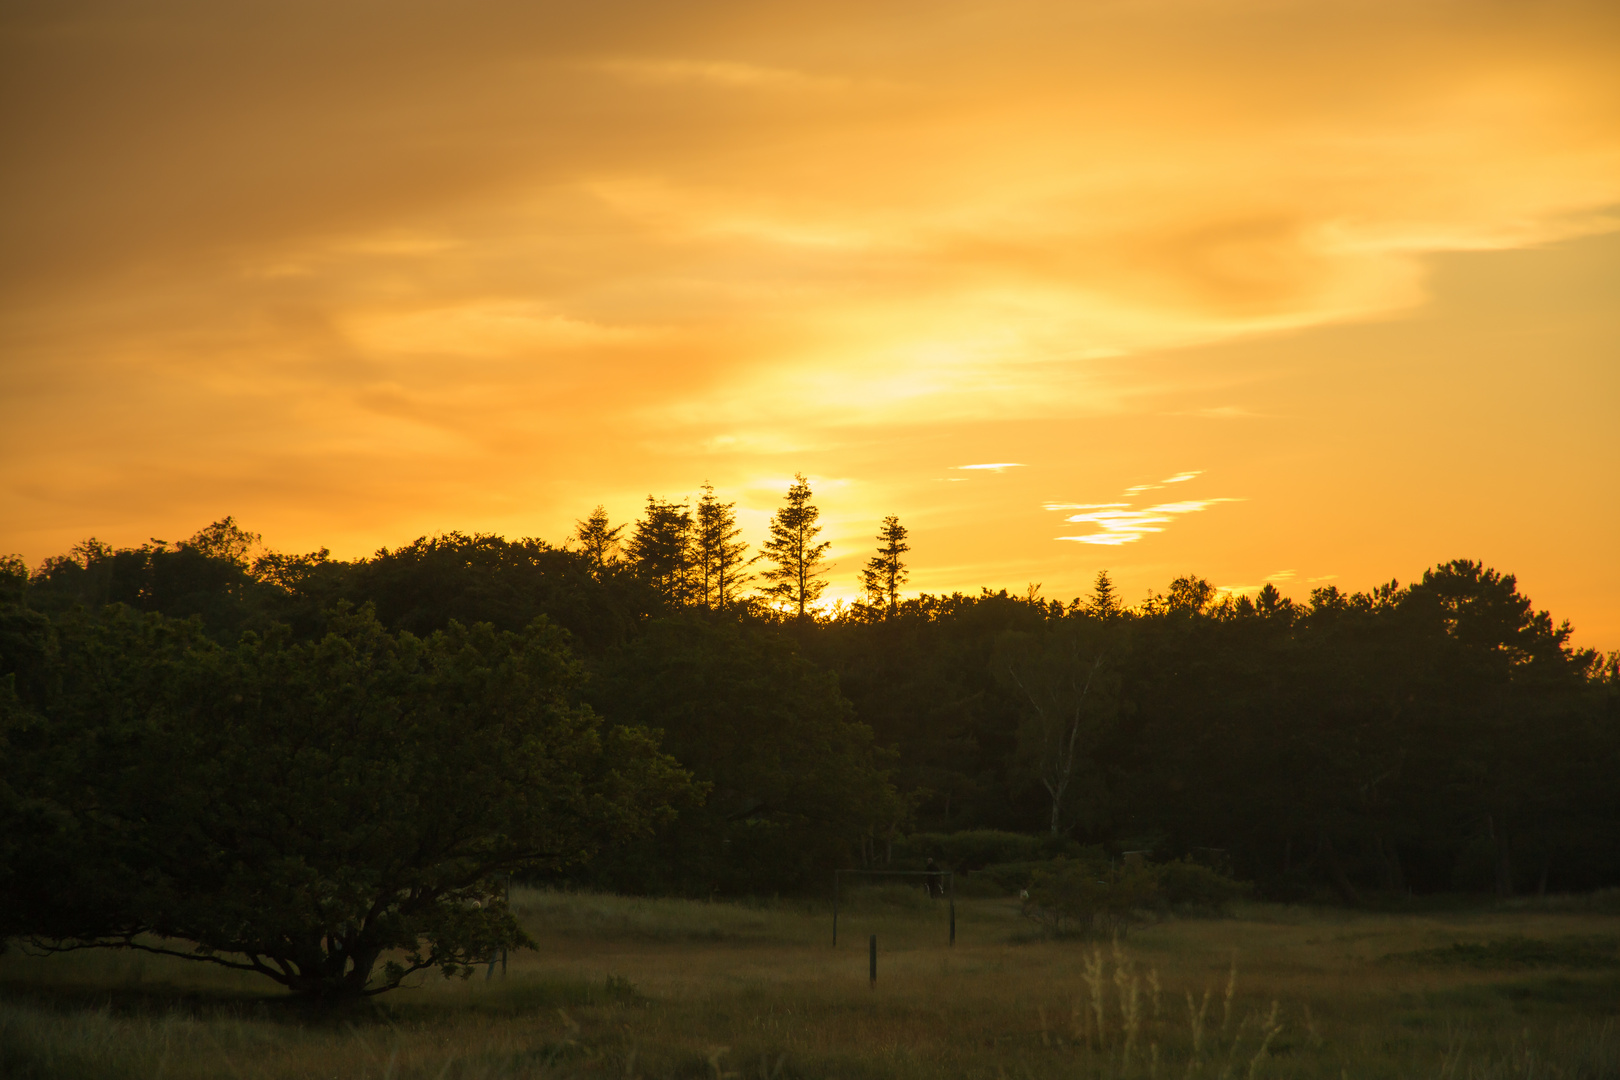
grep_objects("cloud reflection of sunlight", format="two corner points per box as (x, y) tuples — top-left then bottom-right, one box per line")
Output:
(1050, 473), (1238, 545)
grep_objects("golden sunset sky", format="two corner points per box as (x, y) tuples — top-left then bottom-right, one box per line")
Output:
(3, 1), (1617, 644)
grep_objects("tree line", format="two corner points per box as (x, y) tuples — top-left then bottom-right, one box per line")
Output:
(3, 476), (1617, 998)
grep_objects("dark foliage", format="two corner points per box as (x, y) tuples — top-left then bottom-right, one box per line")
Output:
(0, 602), (693, 998)
(4, 514), (1618, 936)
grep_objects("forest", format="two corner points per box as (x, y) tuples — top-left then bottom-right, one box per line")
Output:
(3, 477), (1618, 997)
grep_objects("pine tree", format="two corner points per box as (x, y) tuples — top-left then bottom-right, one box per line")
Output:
(572, 505), (625, 576)
(761, 473), (831, 620)
(626, 496), (694, 603)
(693, 482), (753, 610)
(1088, 569), (1123, 619)
(859, 515), (910, 614)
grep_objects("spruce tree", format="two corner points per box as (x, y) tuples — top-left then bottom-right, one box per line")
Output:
(859, 515), (910, 614)
(694, 482), (753, 610)
(572, 505), (625, 576)
(761, 473), (831, 620)
(626, 496), (694, 603)
(1088, 569), (1123, 619)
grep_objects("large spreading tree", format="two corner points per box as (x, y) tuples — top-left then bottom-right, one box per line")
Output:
(0, 604), (693, 1000)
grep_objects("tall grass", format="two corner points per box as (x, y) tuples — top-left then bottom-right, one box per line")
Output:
(3, 889), (1619, 1078)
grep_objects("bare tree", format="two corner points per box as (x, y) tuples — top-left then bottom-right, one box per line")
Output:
(998, 625), (1118, 835)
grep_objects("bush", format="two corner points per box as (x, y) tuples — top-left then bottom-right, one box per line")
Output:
(1155, 858), (1252, 913)
(1021, 857), (1247, 937)
(1022, 860), (1160, 938)
(977, 850), (1107, 894)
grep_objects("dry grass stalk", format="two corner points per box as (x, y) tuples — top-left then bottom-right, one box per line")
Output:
(1084, 946), (1109, 1049)
(1245, 1000), (1282, 1080)
(1220, 956), (1238, 1035)
(1113, 941), (1142, 1070)
(1187, 987), (1211, 1062)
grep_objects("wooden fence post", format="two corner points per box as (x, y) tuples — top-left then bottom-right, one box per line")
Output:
(832, 870), (839, 946)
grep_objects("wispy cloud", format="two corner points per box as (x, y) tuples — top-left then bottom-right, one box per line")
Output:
(1043, 502), (1130, 511)
(1123, 470), (1202, 495)
(1055, 507), (1175, 545)
(1050, 473), (1237, 545)
(954, 463), (1026, 472)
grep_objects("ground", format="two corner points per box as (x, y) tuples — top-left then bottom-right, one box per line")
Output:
(2, 885), (1617, 1078)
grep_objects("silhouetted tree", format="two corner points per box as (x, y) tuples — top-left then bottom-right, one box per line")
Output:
(572, 505), (626, 577)
(693, 483), (752, 610)
(1166, 574), (1216, 614)
(179, 516), (260, 565)
(318, 533), (647, 654)
(859, 516), (910, 613)
(0, 606), (694, 1000)
(0, 554), (26, 603)
(761, 474), (830, 620)
(1087, 570), (1123, 620)
(627, 497), (694, 604)
(25, 524), (267, 639)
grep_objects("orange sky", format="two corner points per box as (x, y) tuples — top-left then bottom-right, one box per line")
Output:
(3, 0), (1618, 647)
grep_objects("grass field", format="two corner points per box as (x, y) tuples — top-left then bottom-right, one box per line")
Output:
(3, 886), (1618, 1079)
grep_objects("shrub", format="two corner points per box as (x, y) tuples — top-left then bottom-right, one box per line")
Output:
(1022, 860), (1158, 938)
(977, 849), (1107, 894)
(1154, 857), (1251, 913)
(1021, 857), (1247, 937)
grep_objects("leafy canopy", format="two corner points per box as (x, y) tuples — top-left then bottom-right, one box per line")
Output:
(0, 604), (693, 1000)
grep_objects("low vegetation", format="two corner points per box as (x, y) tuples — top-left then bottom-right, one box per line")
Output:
(4, 888), (1618, 1079)
(1021, 858), (1251, 938)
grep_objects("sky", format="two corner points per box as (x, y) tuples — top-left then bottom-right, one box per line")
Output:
(2, 0), (1617, 647)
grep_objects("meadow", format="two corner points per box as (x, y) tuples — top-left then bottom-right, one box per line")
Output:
(2, 886), (1617, 1079)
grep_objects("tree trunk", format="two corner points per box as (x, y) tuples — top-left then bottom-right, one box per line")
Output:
(1374, 835), (1406, 893)
(1317, 829), (1362, 906)
(1485, 815), (1513, 899)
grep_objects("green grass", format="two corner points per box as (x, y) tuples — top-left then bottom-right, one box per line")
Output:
(3, 887), (1619, 1078)
(1390, 934), (1620, 970)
